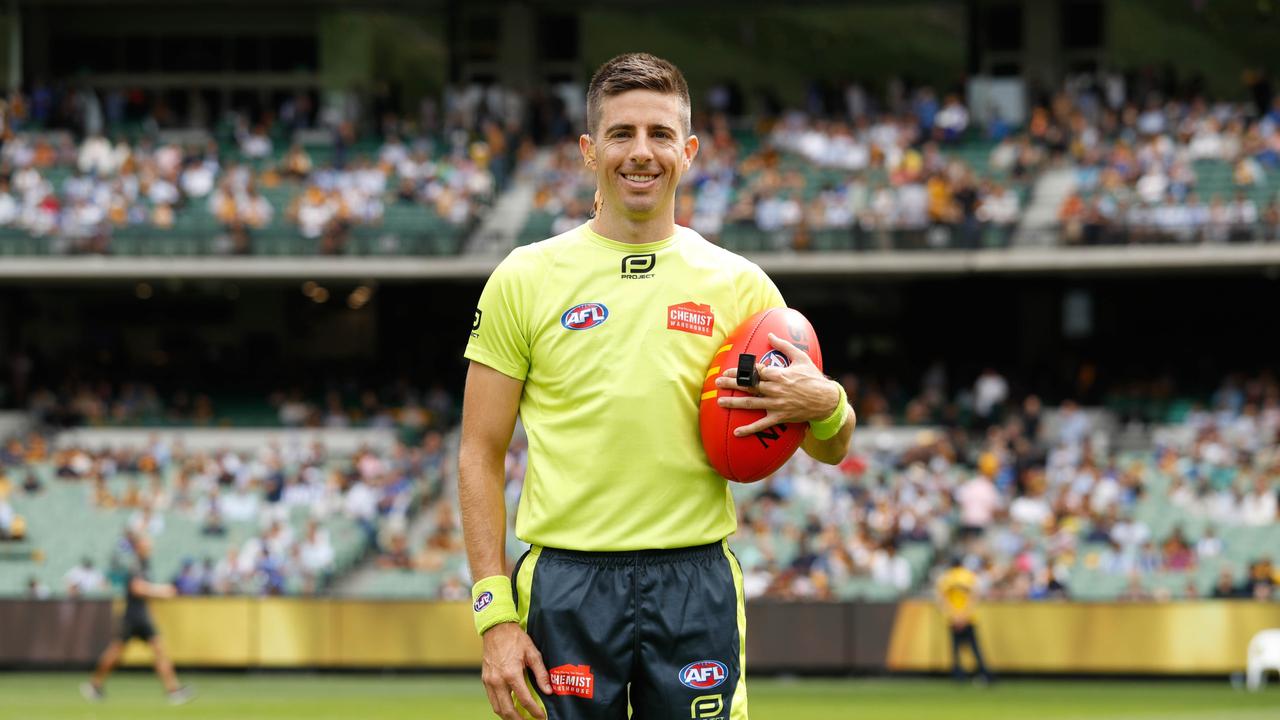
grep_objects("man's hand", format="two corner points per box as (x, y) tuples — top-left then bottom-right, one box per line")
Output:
(714, 332), (841, 437)
(481, 622), (552, 720)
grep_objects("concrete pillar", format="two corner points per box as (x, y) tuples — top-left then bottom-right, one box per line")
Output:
(496, 1), (536, 91)
(6, 0), (20, 93)
(1022, 0), (1061, 96)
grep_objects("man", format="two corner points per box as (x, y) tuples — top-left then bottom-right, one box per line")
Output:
(81, 531), (193, 705)
(460, 53), (856, 720)
(935, 558), (992, 684)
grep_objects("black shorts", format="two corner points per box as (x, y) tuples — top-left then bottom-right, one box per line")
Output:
(120, 610), (157, 642)
(512, 540), (747, 720)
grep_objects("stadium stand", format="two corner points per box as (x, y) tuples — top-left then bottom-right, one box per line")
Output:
(2, 366), (1276, 603)
(0, 129), (492, 257)
(1053, 87), (1280, 244)
(5, 76), (1279, 256)
(520, 100), (1028, 252)
(0, 430), (450, 598)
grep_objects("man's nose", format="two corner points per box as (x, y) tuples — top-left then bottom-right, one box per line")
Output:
(629, 133), (655, 164)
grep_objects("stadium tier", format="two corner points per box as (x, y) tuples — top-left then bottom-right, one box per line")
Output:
(4, 371), (1276, 603)
(3, 80), (1279, 258)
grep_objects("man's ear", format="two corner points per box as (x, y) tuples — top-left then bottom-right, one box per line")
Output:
(580, 133), (596, 169)
(683, 133), (700, 171)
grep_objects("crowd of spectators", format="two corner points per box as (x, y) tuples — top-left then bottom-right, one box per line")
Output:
(1054, 78), (1280, 244)
(530, 84), (1024, 251)
(725, 367), (1280, 603)
(3, 426), (451, 597)
(26, 381), (215, 427)
(4, 367), (1278, 603)
(0, 126), (497, 255)
(18, 374), (457, 434)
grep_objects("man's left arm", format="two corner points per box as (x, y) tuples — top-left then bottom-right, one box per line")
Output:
(714, 332), (855, 465)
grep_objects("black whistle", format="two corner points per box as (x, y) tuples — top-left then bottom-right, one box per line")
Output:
(736, 353), (759, 388)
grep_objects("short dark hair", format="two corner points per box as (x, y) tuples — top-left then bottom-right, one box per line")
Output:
(586, 53), (691, 138)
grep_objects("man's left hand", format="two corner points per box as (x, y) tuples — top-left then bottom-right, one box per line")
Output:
(714, 332), (841, 437)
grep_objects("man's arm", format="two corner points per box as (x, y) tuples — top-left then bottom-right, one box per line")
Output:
(801, 404), (856, 465)
(458, 360), (551, 720)
(715, 333), (855, 465)
(129, 577), (177, 599)
(459, 360), (523, 583)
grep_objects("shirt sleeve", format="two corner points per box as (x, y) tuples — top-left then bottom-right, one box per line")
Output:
(464, 249), (532, 382)
(739, 261), (787, 317)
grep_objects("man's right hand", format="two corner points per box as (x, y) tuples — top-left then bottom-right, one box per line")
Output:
(481, 622), (552, 720)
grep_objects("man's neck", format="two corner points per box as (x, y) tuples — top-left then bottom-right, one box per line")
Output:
(589, 211), (676, 245)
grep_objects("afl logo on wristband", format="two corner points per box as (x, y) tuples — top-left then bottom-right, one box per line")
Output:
(679, 660), (728, 690)
(473, 591), (493, 613)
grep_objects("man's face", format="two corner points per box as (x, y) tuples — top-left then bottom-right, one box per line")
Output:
(581, 89), (698, 222)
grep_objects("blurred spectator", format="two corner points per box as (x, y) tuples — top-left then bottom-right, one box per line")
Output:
(64, 558), (106, 596)
(956, 454), (1001, 537)
(171, 559), (204, 596)
(27, 576), (51, 599)
(870, 539), (912, 591)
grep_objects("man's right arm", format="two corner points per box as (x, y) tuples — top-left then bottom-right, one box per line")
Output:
(458, 360), (551, 720)
(129, 577), (177, 599)
(459, 360), (523, 584)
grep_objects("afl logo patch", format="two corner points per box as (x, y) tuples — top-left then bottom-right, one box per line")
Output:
(473, 591), (493, 613)
(561, 303), (609, 330)
(759, 349), (790, 368)
(678, 660), (728, 690)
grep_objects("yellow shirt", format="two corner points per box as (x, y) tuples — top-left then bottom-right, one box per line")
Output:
(465, 223), (785, 551)
(937, 567), (979, 623)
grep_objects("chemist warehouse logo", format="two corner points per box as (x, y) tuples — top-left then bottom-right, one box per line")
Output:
(620, 253), (656, 279)
(668, 302), (714, 337)
(548, 664), (595, 699)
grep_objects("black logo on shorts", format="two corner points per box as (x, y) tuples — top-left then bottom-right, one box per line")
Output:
(471, 308), (483, 338)
(620, 254), (656, 279)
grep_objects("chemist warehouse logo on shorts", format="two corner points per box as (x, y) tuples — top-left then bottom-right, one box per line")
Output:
(679, 660), (728, 690)
(561, 303), (609, 330)
(548, 664), (595, 699)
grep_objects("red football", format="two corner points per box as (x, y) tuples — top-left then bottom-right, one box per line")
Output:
(699, 307), (823, 483)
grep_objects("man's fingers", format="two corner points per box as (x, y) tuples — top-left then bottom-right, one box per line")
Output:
(484, 684), (501, 716)
(527, 647), (552, 695)
(714, 376), (760, 395)
(734, 413), (782, 437)
(490, 681), (519, 720)
(768, 332), (812, 365)
(718, 394), (772, 410)
(509, 673), (545, 720)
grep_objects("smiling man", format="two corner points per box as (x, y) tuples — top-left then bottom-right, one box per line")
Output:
(459, 53), (856, 720)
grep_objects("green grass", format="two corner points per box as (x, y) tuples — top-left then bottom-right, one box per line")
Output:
(0, 673), (1276, 720)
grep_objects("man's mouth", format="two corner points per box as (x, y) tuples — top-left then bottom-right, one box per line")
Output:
(621, 172), (660, 187)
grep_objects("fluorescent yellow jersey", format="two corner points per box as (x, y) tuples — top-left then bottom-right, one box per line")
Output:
(937, 567), (979, 623)
(465, 223), (785, 551)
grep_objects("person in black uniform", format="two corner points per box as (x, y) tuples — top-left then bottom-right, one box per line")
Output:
(81, 531), (193, 705)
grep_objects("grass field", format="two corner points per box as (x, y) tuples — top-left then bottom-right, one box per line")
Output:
(1, 673), (1277, 720)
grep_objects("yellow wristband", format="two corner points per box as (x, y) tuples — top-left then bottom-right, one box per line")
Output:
(809, 382), (849, 441)
(471, 575), (519, 636)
